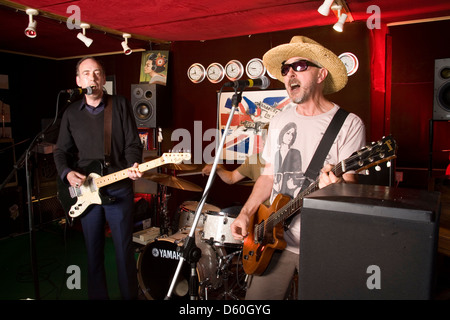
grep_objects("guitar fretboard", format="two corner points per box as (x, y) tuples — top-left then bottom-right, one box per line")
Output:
(94, 158), (166, 188)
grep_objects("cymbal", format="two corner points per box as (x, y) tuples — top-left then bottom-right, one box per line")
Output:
(143, 173), (203, 192)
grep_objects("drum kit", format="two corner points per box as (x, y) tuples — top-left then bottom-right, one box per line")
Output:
(136, 157), (247, 300)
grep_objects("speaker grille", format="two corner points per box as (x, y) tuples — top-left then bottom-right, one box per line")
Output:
(131, 84), (170, 128)
(433, 58), (450, 120)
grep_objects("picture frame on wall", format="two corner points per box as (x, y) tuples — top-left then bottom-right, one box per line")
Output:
(217, 89), (290, 162)
(139, 50), (169, 86)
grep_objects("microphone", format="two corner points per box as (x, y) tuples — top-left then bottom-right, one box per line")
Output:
(62, 87), (93, 96)
(224, 76), (270, 90)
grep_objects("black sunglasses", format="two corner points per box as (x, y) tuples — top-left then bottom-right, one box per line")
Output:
(281, 60), (321, 76)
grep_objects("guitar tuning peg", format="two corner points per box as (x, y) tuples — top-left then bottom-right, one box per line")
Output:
(375, 165), (381, 172)
(386, 161), (391, 168)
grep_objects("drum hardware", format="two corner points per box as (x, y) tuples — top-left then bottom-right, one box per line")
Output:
(216, 251), (241, 300)
(166, 90), (244, 300)
(158, 184), (170, 235)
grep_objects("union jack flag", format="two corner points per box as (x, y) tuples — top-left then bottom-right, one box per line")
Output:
(219, 90), (290, 161)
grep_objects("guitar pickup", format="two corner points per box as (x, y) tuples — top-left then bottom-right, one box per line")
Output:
(68, 186), (82, 198)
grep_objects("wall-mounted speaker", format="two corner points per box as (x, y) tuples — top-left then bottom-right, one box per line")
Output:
(299, 184), (440, 300)
(433, 58), (450, 120)
(131, 84), (170, 128)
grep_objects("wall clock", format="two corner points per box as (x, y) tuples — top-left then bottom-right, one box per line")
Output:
(206, 62), (225, 83)
(187, 63), (206, 83)
(246, 58), (266, 79)
(225, 60), (244, 81)
(338, 52), (359, 76)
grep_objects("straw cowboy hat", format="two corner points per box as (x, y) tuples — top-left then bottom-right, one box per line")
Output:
(263, 36), (348, 95)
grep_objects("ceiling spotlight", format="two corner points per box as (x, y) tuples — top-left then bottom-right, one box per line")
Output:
(77, 23), (93, 47)
(317, 0), (334, 16)
(25, 8), (38, 38)
(333, 12), (348, 32)
(121, 33), (132, 55)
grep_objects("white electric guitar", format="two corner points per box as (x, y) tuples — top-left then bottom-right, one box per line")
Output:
(57, 152), (191, 220)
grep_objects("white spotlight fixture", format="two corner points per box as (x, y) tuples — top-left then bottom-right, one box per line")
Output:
(77, 23), (93, 47)
(25, 8), (38, 38)
(333, 12), (348, 32)
(121, 33), (132, 55)
(317, 0), (334, 16)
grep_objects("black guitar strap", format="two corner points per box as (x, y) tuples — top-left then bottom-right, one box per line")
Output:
(104, 94), (113, 168)
(301, 107), (349, 191)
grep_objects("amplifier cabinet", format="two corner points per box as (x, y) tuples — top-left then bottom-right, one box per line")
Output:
(299, 184), (440, 300)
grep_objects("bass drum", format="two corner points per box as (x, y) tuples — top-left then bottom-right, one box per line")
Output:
(137, 230), (225, 300)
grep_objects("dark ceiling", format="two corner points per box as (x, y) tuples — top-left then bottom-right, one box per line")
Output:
(1, 0), (450, 59)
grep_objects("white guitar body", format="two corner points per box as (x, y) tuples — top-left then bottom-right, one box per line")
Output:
(68, 172), (103, 218)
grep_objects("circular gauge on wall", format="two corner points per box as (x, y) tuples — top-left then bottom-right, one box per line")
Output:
(246, 58), (266, 79)
(338, 52), (359, 76)
(187, 63), (206, 83)
(225, 60), (244, 81)
(206, 62), (225, 83)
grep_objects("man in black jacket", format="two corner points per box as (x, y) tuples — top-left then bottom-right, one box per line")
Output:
(54, 56), (143, 299)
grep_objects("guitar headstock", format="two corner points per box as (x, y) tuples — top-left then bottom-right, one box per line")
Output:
(345, 135), (397, 173)
(161, 152), (192, 164)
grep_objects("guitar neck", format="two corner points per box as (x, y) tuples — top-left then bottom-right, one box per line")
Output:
(268, 162), (344, 227)
(94, 157), (166, 188)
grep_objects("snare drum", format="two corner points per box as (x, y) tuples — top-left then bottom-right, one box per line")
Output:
(137, 230), (225, 300)
(201, 206), (243, 247)
(177, 201), (221, 230)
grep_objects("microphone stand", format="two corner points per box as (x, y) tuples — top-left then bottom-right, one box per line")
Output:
(165, 87), (243, 300)
(0, 91), (78, 300)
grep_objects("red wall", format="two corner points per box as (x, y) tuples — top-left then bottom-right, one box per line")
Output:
(389, 20), (450, 187)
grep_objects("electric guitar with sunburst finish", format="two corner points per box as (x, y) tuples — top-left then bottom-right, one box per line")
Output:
(242, 136), (397, 275)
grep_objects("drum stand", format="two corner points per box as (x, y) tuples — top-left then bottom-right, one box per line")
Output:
(158, 185), (170, 235)
(165, 89), (244, 300)
(217, 251), (241, 300)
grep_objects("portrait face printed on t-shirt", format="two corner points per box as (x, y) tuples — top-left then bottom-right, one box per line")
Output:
(272, 122), (304, 200)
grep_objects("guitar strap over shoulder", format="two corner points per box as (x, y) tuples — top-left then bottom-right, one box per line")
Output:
(301, 107), (349, 191)
(104, 94), (113, 167)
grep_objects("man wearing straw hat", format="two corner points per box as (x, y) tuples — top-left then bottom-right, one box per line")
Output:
(230, 36), (366, 299)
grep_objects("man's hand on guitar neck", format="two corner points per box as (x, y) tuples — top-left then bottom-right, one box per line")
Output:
(318, 163), (356, 189)
(127, 162), (143, 180)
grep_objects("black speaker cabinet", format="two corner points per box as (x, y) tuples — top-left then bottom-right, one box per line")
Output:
(131, 84), (170, 128)
(433, 58), (450, 120)
(299, 184), (440, 300)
